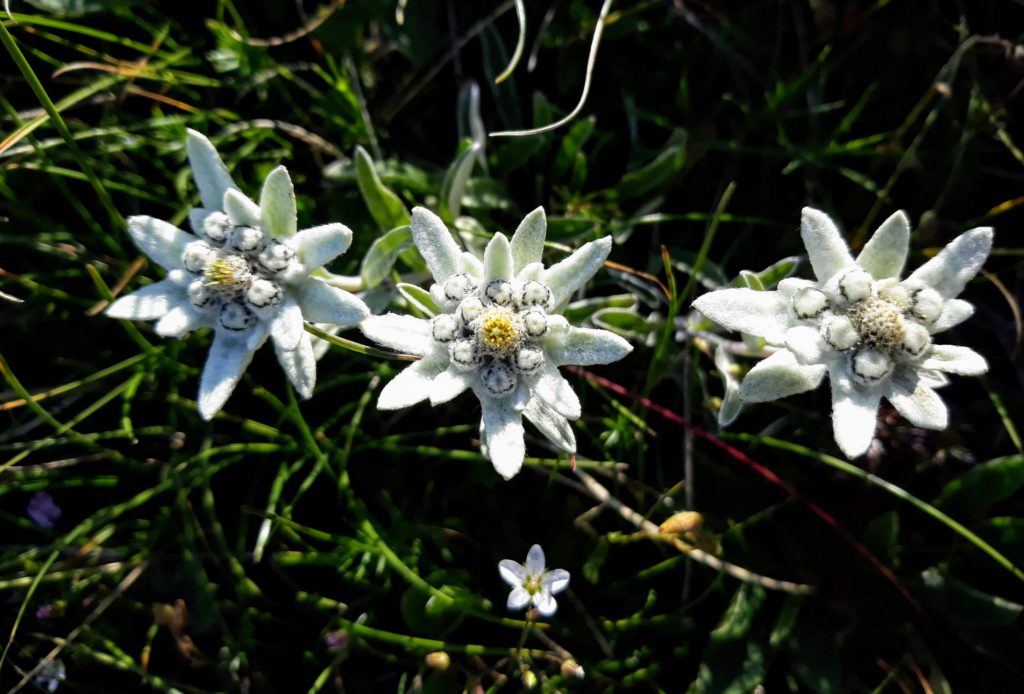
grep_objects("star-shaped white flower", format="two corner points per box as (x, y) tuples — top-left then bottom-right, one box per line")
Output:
(360, 207), (632, 479)
(693, 207), (993, 458)
(106, 130), (370, 419)
(498, 544), (570, 617)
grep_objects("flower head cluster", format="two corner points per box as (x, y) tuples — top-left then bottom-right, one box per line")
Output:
(498, 544), (570, 617)
(361, 207), (632, 479)
(106, 131), (369, 419)
(693, 208), (992, 458)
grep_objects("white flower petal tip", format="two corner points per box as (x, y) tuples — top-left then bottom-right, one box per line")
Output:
(499, 544), (569, 617)
(546, 327), (633, 367)
(543, 237), (612, 308)
(482, 397), (526, 480)
(692, 289), (790, 345)
(377, 359), (442, 410)
(411, 206), (461, 283)
(260, 165), (297, 239)
(921, 345), (988, 376)
(298, 280), (369, 326)
(800, 207), (855, 281)
(198, 332), (256, 420)
(223, 188), (262, 228)
(105, 280), (180, 321)
(294, 223), (353, 271)
(857, 210), (910, 280)
(276, 333), (316, 399)
(483, 232), (514, 282)
(889, 382), (948, 430)
(186, 129), (237, 210)
(831, 378), (881, 458)
(359, 313), (432, 356)
(510, 206), (546, 272)
(739, 350), (826, 403)
(126, 216), (192, 271)
(907, 227), (993, 300)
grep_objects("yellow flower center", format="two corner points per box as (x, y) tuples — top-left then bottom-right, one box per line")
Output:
(849, 297), (905, 353)
(479, 307), (521, 353)
(204, 255), (252, 294)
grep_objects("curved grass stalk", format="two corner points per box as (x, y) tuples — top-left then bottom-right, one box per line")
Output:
(731, 433), (1024, 585)
(489, 0), (614, 138)
(494, 0), (527, 84)
(304, 323), (419, 361)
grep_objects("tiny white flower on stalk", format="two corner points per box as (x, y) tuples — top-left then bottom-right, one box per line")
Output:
(106, 130), (369, 419)
(498, 544), (570, 617)
(360, 207), (632, 479)
(692, 208), (993, 458)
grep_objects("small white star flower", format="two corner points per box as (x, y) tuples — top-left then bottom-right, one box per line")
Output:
(498, 544), (570, 617)
(360, 207), (633, 479)
(692, 207), (993, 458)
(106, 130), (370, 419)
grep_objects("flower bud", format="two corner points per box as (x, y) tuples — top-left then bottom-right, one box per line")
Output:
(658, 511), (703, 535)
(443, 274), (475, 301)
(838, 269), (873, 303)
(561, 659), (585, 679)
(424, 652), (450, 671)
(485, 279), (513, 306)
(431, 314), (460, 342)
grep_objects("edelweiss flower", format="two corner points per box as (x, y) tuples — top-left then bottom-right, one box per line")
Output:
(498, 544), (570, 617)
(360, 207), (632, 479)
(693, 208), (992, 458)
(106, 130), (369, 419)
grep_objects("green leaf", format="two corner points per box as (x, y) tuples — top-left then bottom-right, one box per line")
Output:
(610, 131), (687, 201)
(711, 584), (766, 642)
(397, 283), (440, 317)
(688, 640), (766, 694)
(360, 226), (413, 289)
(562, 294), (637, 324)
(787, 621), (843, 694)
(354, 145), (411, 231)
(769, 596), (803, 648)
(738, 270), (764, 291)
(935, 455), (1024, 519)
(551, 116), (595, 181)
(439, 140), (481, 221)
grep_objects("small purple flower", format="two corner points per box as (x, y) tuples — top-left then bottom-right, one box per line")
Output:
(27, 491), (61, 529)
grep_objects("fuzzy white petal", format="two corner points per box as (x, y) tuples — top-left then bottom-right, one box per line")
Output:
(296, 279), (369, 326)
(460, 251), (483, 279)
(801, 207), (855, 282)
(483, 232), (514, 283)
(411, 207), (462, 283)
(531, 363), (581, 419)
(126, 216), (192, 271)
(223, 188), (262, 228)
(275, 332), (316, 398)
(198, 331), (256, 420)
(830, 376), (881, 458)
(106, 280), (181, 320)
(856, 210), (910, 280)
(154, 302), (204, 337)
(523, 398), (577, 453)
(429, 366), (474, 406)
(269, 294), (304, 352)
(360, 313), (433, 356)
(294, 223), (353, 272)
(186, 129), (237, 210)
(481, 396), (526, 480)
(739, 349), (827, 403)
(888, 381), (947, 430)
(378, 359), (444, 410)
(691, 288), (792, 345)
(785, 325), (831, 365)
(541, 569), (570, 594)
(906, 227), (993, 299)
(921, 345), (988, 375)
(544, 326), (632, 367)
(507, 586), (531, 610)
(928, 299), (975, 334)
(499, 559), (527, 586)
(542, 237), (612, 308)
(510, 207), (546, 273)
(260, 166), (297, 239)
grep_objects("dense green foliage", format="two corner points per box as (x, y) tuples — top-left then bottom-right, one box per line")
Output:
(1, 1), (1022, 691)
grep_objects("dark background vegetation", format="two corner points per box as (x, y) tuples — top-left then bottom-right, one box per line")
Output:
(1, 0), (1023, 691)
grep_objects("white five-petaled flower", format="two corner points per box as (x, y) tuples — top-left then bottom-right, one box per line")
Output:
(693, 207), (993, 458)
(360, 207), (633, 479)
(498, 544), (570, 617)
(106, 130), (370, 419)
